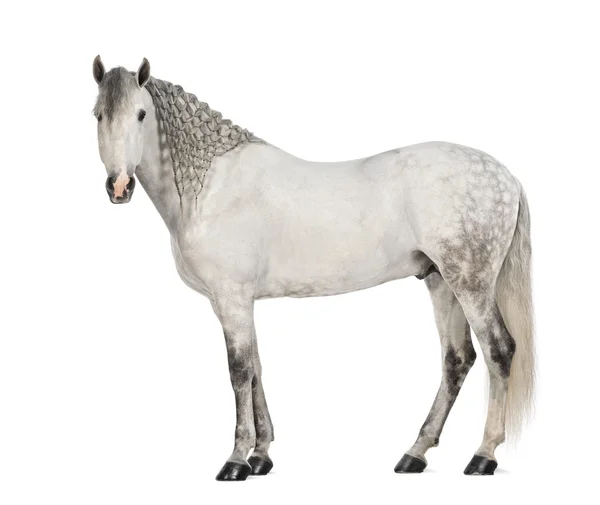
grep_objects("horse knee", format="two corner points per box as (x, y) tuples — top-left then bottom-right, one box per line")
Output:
(229, 360), (253, 386)
(226, 342), (254, 386)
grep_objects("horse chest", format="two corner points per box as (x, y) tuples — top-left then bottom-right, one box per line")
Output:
(170, 235), (214, 298)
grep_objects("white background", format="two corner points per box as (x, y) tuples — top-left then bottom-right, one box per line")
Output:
(1, 1), (598, 503)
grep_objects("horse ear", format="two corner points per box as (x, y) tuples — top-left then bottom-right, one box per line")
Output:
(136, 58), (151, 88)
(93, 55), (105, 84)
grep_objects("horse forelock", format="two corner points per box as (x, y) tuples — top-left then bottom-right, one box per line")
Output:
(94, 67), (137, 122)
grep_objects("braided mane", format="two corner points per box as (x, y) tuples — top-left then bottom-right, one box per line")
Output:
(145, 76), (261, 199)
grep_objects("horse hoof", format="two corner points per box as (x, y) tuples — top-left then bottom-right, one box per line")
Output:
(394, 454), (427, 473)
(215, 461), (252, 481)
(248, 455), (273, 475)
(464, 455), (498, 475)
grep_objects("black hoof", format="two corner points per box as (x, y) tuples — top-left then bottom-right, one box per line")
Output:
(464, 455), (498, 475)
(394, 454), (427, 473)
(215, 461), (252, 481)
(248, 455), (273, 475)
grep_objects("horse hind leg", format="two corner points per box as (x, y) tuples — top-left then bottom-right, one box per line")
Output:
(434, 241), (515, 475)
(455, 289), (515, 475)
(395, 272), (476, 473)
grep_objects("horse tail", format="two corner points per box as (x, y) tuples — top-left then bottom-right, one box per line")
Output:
(495, 181), (535, 441)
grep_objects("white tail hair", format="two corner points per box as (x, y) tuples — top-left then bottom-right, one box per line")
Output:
(495, 182), (535, 441)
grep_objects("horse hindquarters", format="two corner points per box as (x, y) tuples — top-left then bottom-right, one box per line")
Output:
(439, 184), (534, 474)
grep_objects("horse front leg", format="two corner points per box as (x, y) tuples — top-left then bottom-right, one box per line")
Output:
(212, 290), (256, 481)
(247, 327), (275, 475)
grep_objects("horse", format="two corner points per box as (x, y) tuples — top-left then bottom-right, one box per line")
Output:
(91, 56), (534, 480)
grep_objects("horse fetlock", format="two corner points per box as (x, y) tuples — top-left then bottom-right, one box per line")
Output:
(255, 420), (273, 442)
(234, 425), (255, 444)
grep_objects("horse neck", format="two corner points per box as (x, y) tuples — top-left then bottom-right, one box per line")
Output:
(136, 89), (182, 232)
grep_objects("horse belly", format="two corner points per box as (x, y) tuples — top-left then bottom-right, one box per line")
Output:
(258, 218), (422, 298)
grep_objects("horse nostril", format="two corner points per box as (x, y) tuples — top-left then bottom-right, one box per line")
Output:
(105, 177), (114, 194)
(126, 177), (136, 192)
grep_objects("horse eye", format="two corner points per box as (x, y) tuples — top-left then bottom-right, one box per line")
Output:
(138, 110), (146, 122)
(97, 114), (102, 121)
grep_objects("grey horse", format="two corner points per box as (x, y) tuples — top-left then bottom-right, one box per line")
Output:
(92, 56), (534, 480)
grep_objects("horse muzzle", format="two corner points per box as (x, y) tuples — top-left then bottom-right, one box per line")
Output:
(106, 174), (135, 204)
